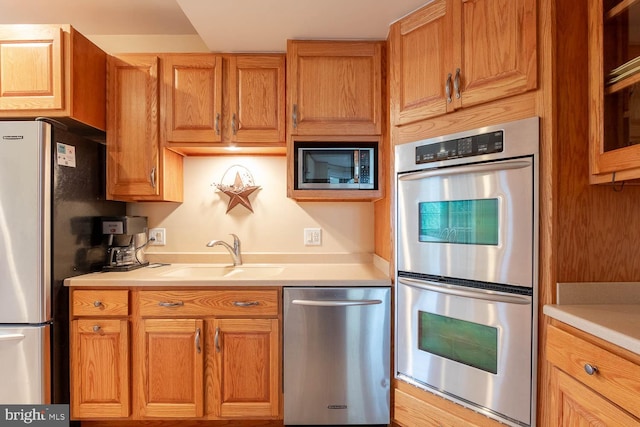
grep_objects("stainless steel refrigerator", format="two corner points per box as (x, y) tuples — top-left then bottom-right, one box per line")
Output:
(0, 120), (125, 404)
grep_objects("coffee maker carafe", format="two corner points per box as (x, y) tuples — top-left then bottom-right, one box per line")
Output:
(102, 216), (150, 271)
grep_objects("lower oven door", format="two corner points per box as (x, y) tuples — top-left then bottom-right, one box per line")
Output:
(396, 277), (533, 427)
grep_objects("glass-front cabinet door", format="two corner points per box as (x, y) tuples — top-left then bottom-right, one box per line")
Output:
(590, 0), (640, 182)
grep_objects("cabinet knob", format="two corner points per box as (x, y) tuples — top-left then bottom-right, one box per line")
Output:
(584, 363), (598, 375)
(93, 301), (102, 307)
(92, 325), (101, 333)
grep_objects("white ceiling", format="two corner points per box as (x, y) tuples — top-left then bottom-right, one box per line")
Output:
(0, 0), (428, 52)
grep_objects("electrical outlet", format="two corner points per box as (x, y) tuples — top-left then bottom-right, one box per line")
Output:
(304, 228), (322, 246)
(149, 228), (166, 246)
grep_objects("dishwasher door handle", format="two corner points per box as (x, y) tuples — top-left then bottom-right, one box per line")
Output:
(291, 299), (383, 307)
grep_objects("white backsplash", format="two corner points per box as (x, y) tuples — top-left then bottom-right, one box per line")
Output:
(128, 156), (375, 255)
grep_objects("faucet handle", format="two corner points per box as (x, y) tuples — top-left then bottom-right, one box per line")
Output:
(230, 234), (241, 248)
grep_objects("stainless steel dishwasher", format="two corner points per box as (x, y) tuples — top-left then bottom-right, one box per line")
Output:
(283, 287), (390, 425)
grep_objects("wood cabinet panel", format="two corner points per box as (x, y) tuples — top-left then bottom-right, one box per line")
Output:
(229, 55), (285, 144)
(212, 318), (279, 418)
(457, 0), (537, 108)
(138, 290), (279, 317)
(71, 319), (129, 418)
(107, 54), (183, 202)
(390, 0), (536, 126)
(137, 318), (204, 418)
(72, 290), (128, 317)
(393, 381), (502, 427)
(551, 368), (640, 426)
(546, 324), (640, 419)
(163, 54), (223, 143)
(0, 25), (107, 130)
(0, 25), (63, 110)
(287, 40), (383, 136)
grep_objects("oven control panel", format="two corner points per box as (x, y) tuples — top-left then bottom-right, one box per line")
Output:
(415, 130), (504, 164)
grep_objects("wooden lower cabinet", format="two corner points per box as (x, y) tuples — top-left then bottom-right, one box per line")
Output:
(210, 318), (279, 418)
(70, 319), (130, 419)
(546, 322), (640, 425)
(136, 319), (205, 418)
(71, 287), (282, 422)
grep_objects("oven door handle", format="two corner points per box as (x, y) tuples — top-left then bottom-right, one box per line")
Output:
(398, 160), (531, 181)
(291, 299), (382, 307)
(398, 277), (531, 305)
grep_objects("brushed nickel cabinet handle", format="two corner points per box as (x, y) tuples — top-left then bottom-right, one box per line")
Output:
(215, 113), (220, 135)
(232, 113), (237, 135)
(445, 73), (453, 103)
(195, 328), (201, 354)
(92, 325), (101, 333)
(214, 327), (221, 353)
(454, 68), (461, 99)
(292, 104), (298, 129)
(93, 301), (102, 307)
(232, 301), (260, 307)
(158, 301), (184, 307)
(150, 167), (156, 189)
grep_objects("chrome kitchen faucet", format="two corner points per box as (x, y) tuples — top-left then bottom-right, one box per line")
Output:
(206, 234), (242, 266)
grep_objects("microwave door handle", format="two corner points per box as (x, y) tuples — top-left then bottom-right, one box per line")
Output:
(398, 160), (531, 181)
(292, 299), (382, 307)
(398, 277), (531, 305)
(354, 150), (359, 183)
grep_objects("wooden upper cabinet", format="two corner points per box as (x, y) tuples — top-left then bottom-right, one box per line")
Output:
(228, 55), (285, 144)
(588, 0), (640, 183)
(106, 54), (183, 202)
(162, 54), (223, 143)
(390, 0), (537, 126)
(162, 53), (285, 153)
(287, 40), (383, 136)
(0, 24), (107, 130)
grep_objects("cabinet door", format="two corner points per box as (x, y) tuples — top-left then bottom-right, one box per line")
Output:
(228, 55), (285, 144)
(163, 54), (223, 143)
(0, 25), (63, 110)
(550, 368), (640, 426)
(71, 319), (129, 418)
(107, 55), (160, 199)
(389, 0), (455, 125)
(137, 318), (204, 418)
(211, 318), (279, 418)
(457, 0), (537, 108)
(288, 40), (382, 135)
(588, 0), (640, 181)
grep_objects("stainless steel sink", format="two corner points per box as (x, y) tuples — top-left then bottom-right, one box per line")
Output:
(161, 265), (284, 279)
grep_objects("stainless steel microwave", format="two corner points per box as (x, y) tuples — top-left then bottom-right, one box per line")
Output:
(295, 143), (377, 190)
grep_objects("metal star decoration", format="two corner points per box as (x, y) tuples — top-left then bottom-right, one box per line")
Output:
(215, 166), (260, 213)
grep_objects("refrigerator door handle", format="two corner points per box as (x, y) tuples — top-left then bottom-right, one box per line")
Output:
(0, 333), (25, 342)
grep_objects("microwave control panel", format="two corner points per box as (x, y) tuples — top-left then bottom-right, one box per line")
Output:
(415, 130), (504, 164)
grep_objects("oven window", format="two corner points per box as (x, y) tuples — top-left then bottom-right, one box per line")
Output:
(418, 311), (498, 374)
(418, 199), (499, 245)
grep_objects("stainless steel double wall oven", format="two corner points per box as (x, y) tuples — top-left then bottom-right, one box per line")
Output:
(395, 117), (539, 427)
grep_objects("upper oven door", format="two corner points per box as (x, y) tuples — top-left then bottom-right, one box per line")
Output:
(396, 157), (534, 287)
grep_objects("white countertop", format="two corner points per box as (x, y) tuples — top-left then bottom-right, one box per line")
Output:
(64, 261), (391, 288)
(543, 282), (640, 355)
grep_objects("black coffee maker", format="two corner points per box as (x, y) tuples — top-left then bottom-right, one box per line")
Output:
(101, 216), (150, 271)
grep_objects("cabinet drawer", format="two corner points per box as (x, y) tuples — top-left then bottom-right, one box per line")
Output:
(72, 290), (129, 316)
(546, 325), (640, 419)
(138, 290), (278, 317)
